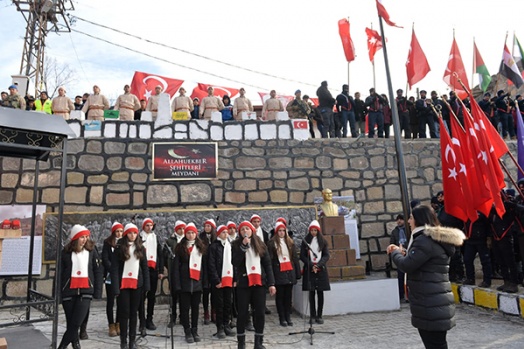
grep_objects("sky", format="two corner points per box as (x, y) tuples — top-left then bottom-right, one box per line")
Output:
(0, 0), (522, 105)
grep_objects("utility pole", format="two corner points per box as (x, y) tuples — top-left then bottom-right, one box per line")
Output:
(12, 0), (74, 96)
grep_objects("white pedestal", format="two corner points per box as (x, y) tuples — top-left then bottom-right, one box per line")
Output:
(211, 111), (223, 123)
(242, 111), (257, 120)
(155, 93), (172, 127)
(293, 278), (399, 316)
(70, 110), (85, 120)
(276, 111), (289, 120)
(141, 111), (153, 122)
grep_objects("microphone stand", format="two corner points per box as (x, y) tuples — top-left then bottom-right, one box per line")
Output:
(289, 240), (334, 345)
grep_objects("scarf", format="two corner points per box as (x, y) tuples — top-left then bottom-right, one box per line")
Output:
(278, 238), (293, 272)
(122, 244), (140, 289)
(219, 237), (233, 287)
(141, 231), (157, 269)
(246, 246), (262, 286)
(70, 249), (90, 289)
(227, 233), (237, 243)
(255, 226), (264, 241)
(309, 236), (322, 264)
(175, 234), (184, 243)
(188, 240), (202, 281)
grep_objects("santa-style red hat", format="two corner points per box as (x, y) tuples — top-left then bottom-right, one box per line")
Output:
(142, 218), (154, 230)
(227, 221), (237, 229)
(11, 219), (21, 229)
(111, 222), (124, 234)
(274, 222), (287, 233)
(276, 217), (287, 226)
(124, 223), (139, 236)
(309, 220), (321, 232)
(1, 220), (11, 229)
(250, 214), (261, 222)
(185, 223), (198, 235)
(217, 225), (228, 235)
(204, 218), (216, 229)
(238, 221), (255, 233)
(70, 224), (90, 241)
(174, 220), (186, 232)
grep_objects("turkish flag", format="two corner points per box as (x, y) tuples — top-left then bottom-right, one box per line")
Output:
(376, 0), (403, 28)
(189, 87), (209, 102)
(406, 28), (430, 89)
(293, 120), (309, 129)
(130, 71), (184, 101)
(196, 83), (239, 98)
(443, 38), (470, 100)
(338, 18), (356, 62)
(365, 27), (383, 62)
(470, 97), (509, 159)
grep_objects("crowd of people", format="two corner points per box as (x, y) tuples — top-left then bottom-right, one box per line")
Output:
(58, 215), (330, 349)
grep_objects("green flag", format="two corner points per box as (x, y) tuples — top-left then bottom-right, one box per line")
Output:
(473, 41), (491, 92)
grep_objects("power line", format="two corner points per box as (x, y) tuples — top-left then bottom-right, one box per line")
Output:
(70, 15), (318, 88)
(71, 28), (271, 91)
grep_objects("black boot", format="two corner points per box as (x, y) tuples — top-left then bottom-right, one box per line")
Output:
(146, 318), (157, 330)
(279, 316), (288, 327)
(72, 339), (81, 349)
(285, 313), (293, 326)
(120, 343), (128, 349)
(191, 327), (201, 342)
(184, 328), (194, 344)
(237, 335), (246, 349)
(216, 325), (226, 339)
(254, 334), (266, 349)
(57, 338), (68, 349)
(79, 322), (88, 340)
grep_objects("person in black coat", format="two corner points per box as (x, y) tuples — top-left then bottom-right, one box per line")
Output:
(111, 223), (150, 349)
(208, 225), (236, 339)
(267, 221), (300, 327)
(102, 222), (124, 337)
(389, 214), (407, 300)
(300, 220), (330, 324)
(388, 205), (465, 349)
(59, 225), (103, 349)
(173, 223), (207, 343)
(233, 221), (276, 349)
(164, 220), (186, 327)
(463, 212), (492, 287)
(199, 218), (216, 324)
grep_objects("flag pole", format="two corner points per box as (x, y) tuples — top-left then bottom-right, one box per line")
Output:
(472, 37), (475, 91)
(348, 17), (351, 88)
(371, 22), (376, 88)
(377, 15), (411, 238)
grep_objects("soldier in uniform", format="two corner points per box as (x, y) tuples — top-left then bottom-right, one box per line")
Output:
(199, 87), (224, 120)
(146, 85), (163, 121)
(233, 87), (254, 121)
(3, 85), (26, 110)
(81, 85), (110, 121)
(286, 90), (310, 119)
(0, 91), (7, 105)
(51, 87), (75, 119)
(35, 91), (52, 114)
(262, 90), (284, 121)
(114, 85), (141, 121)
(171, 87), (194, 120)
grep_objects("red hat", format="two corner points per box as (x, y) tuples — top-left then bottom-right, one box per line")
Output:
(217, 225), (228, 235)
(250, 214), (261, 222)
(142, 218), (154, 230)
(1, 220), (11, 229)
(204, 219), (216, 229)
(11, 219), (21, 229)
(124, 223), (139, 236)
(238, 221), (255, 233)
(308, 220), (321, 232)
(185, 223), (198, 235)
(111, 222), (124, 233)
(274, 222), (286, 233)
(227, 221), (237, 229)
(174, 220), (186, 232)
(276, 217), (287, 226)
(70, 224), (90, 241)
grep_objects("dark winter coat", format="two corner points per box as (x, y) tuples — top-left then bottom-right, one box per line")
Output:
(300, 235), (331, 291)
(267, 239), (301, 286)
(199, 231), (215, 288)
(391, 225), (465, 332)
(101, 240), (115, 278)
(464, 213), (490, 243)
(231, 239), (275, 288)
(208, 239), (233, 287)
(110, 241), (151, 296)
(60, 248), (103, 301)
(172, 246), (205, 293)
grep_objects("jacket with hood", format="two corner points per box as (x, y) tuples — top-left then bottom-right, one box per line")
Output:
(391, 225), (465, 332)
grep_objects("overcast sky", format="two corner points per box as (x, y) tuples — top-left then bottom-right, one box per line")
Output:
(0, 0), (522, 105)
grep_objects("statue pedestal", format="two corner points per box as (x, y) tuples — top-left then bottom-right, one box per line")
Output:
(320, 216), (365, 281)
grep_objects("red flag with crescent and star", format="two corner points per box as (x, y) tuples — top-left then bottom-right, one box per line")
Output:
(365, 27), (383, 62)
(376, 0), (403, 28)
(406, 28), (430, 89)
(443, 38), (470, 100)
(130, 71), (184, 101)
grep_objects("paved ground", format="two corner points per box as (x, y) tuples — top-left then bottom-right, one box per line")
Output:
(29, 297), (524, 349)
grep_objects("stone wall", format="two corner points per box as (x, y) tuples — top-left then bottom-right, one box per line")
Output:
(0, 135), (518, 301)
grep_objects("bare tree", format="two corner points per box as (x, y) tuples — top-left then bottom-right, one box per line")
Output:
(41, 57), (76, 98)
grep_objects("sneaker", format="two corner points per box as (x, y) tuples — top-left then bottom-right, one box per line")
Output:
(478, 281), (491, 288)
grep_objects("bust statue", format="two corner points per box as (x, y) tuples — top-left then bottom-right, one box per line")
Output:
(319, 188), (339, 217)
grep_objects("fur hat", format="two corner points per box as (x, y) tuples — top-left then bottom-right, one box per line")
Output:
(274, 222), (286, 234)
(250, 214), (261, 222)
(276, 217), (287, 226)
(70, 224), (90, 241)
(1, 219), (11, 229)
(11, 219), (21, 229)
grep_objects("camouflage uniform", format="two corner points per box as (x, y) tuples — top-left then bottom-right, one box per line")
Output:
(3, 93), (26, 110)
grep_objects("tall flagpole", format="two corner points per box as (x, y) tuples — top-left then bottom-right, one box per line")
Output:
(472, 37), (475, 91)
(348, 17), (351, 89)
(371, 22), (376, 88)
(377, 15), (411, 237)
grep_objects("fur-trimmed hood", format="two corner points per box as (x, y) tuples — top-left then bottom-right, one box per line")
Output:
(423, 225), (466, 247)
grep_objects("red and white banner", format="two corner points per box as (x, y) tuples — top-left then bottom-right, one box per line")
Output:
(406, 28), (430, 89)
(338, 18), (356, 62)
(376, 0), (402, 28)
(443, 38), (470, 100)
(365, 27), (383, 62)
(130, 71), (184, 101)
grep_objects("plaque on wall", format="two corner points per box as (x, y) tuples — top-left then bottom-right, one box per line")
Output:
(152, 142), (218, 181)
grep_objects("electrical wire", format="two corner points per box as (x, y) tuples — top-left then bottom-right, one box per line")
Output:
(70, 15), (318, 88)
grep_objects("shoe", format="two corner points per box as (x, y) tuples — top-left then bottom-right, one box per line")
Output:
(184, 328), (194, 344)
(216, 327), (226, 339)
(285, 314), (293, 326)
(265, 306), (271, 314)
(237, 335), (246, 349)
(146, 319), (157, 331)
(463, 279), (475, 285)
(229, 319), (236, 328)
(254, 334), (266, 349)
(497, 281), (508, 291)
(167, 320), (174, 328)
(120, 343), (128, 349)
(191, 327), (201, 342)
(72, 339), (81, 349)
(478, 281), (491, 288)
(504, 282), (518, 293)
(108, 323), (118, 337)
(139, 325), (146, 337)
(79, 325), (88, 340)
(224, 324), (236, 336)
(315, 317), (324, 324)
(204, 311), (210, 325)
(115, 323), (120, 335)
(279, 318), (288, 327)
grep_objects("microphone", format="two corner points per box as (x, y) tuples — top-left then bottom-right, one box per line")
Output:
(304, 241), (318, 259)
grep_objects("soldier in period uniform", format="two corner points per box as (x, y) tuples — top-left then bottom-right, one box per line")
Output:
(262, 90), (284, 121)
(171, 87), (194, 120)
(81, 85), (110, 121)
(114, 85), (141, 121)
(233, 88), (254, 121)
(199, 87), (224, 120)
(146, 85), (163, 121)
(51, 87), (75, 119)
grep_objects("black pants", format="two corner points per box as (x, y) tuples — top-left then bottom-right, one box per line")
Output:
(397, 270), (405, 300)
(202, 287), (211, 314)
(60, 296), (91, 347)
(170, 290), (179, 321)
(275, 284), (293, 319)
(179, 291), (202, 330)
(118, 288), (141, 345)
(418, 329), (448, 349)
(463, 241), (492, 284)
(237, 286), (266, 335)
(211, 286), (233, 328)
(399, 111), (411, 139)
(105, 283), (119, 325)
(309, 290), (324, 318)
(139, 267), (158, 324)
(493, 235), (518, 283)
